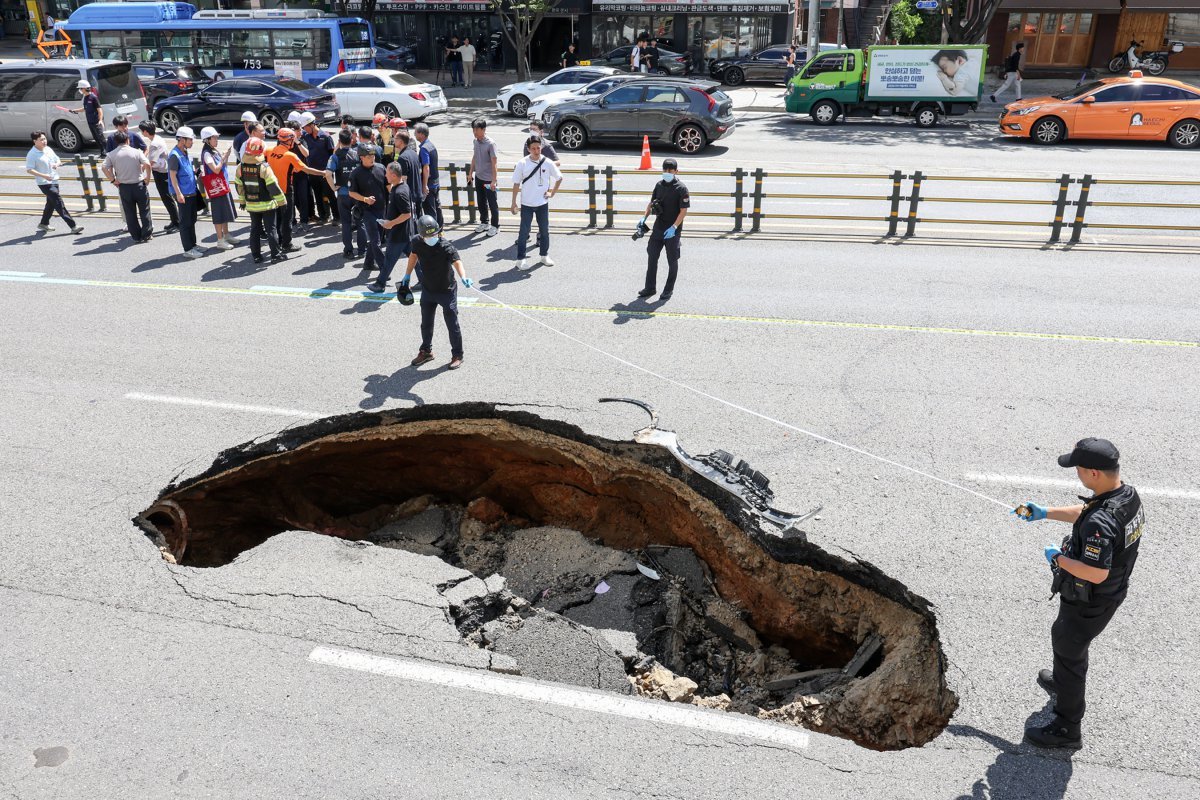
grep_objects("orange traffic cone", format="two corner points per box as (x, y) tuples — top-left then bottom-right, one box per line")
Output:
(637, 135), (652, 170)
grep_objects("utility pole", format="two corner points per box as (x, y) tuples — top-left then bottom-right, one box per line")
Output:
(807, 0), (819, 54)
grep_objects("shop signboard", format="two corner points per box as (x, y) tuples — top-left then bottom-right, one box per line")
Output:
(865, 45), (986, 102)
(592, 1), (789, 11)
(347, 0), (491, 9)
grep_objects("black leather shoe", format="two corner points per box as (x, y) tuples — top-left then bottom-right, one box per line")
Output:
(659, 291), (673, 301)
(1025, 722), (1082, 750)
(366, 282), (386, 294)
(1037, 669), (1056, 697)
(164, 223), (179, 234)
(637, 288), (655, 297)
(282, 244), (301, 254)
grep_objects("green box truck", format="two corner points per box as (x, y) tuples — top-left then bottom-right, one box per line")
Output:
(784, 45), (988, 127)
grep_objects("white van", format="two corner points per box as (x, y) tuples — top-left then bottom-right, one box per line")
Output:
(0, 59), (148, 152)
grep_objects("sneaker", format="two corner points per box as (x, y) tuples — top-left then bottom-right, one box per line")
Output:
(539, 255), (555, 267)
(660, 291), (673, 301)
(216, 240), (235, 251)
(1037, 669), (1056, 697)
(989, 93), (996, 103)
(252, 255), (264, 264)
(224, 235), (241, 245)
(448, 356), (463, 370)
(270, 252), (287, 263)
(342, 249), (356, 260)
(183, 248), (204, 259)
(36, 224), (55, 232)
(411, 349), (435, 367)
(282, 244), (301, 254)
(637, 288), (655, 298)
(163, 223), (179, 234)
(366, 282), (387, 294)
(485, 226), (498, 237)
(517, 258), (532, 270)
(1024, 721), (1082, 750)
(71, 226), (84, 235)
(474, 223), (489, 233)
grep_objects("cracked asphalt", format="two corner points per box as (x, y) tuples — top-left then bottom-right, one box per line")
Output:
(2, 121), (1199, 798)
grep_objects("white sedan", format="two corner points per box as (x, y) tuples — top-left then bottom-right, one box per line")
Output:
(319, 69), (447, 121)
(525, 74), (647, 120)
(496, 66), (620, 117)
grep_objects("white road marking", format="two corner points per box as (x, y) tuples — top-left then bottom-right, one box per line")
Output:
(125, 392), (327, 419)
(309, 645), (811, 750)
(0, 270), (45, 277)
(248, 285), (479, 304)
(963, 473), (1200, 501)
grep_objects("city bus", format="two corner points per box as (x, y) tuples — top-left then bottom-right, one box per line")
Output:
(61, 2), (374, 85)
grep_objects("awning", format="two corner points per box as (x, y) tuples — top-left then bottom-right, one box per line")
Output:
(999, 0), (1121, 10)
(1124, 0), (1200, 9)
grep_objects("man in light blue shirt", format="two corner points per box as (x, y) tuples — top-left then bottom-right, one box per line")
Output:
(25, 131), (83, 235)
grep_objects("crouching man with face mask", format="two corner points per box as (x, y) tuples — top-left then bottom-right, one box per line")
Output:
(639, 158), (689, 302)
(401, 215), (471, 371)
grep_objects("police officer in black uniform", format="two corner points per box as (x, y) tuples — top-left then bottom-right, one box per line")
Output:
(1014, 437), (1144, 749)
(637, 158), (689, 301)
(326, 130), (365, 260)
(401, 215), (471, 370)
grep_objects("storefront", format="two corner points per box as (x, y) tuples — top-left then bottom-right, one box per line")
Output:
(588, 1), (791, 63)
(988, 0), (1122, 69)
(348, 0), (505, 71)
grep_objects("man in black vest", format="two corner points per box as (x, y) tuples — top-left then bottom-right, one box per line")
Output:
(325, 130), (364, 260)
(1014, 438), (1144, 749)
(393, 129), (424, 223)
(414, 122), (442, 228)
(347, 144), (389, 272)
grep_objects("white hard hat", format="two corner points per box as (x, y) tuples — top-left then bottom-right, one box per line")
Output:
(199, 126), (219, 140)
(77, 79), (91, 89)
(240, 110), (258, 123)
(299, 111), (316, 126)
(286, 111), (302, 123)
(175, 126), (195, 139)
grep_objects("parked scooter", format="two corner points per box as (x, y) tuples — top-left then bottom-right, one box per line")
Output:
(1108, 39), (1185, 76)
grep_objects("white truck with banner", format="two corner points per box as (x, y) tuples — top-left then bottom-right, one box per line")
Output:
(785, 45), (988, 127)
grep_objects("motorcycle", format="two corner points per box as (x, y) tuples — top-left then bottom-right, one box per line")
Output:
(1108, 40), (1184, 76)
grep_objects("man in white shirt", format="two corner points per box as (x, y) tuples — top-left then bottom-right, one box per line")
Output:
(509, 135), (562, 270)
(457, 37), (477, 88)
(140, 121), (179, 233)
(25, 130), (83, 234)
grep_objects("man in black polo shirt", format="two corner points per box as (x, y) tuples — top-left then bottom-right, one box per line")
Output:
(347, 144), (389, 272)
(644, 39), (661, 73)
(561, 43), (579, 68)
(69, 79), (105, 154)
(1014, 437), (1145, 750)
(105, 115), (146, 153)
(638, 157), (689, 301)
(302, 113), (337, 223)
(399, 215), (470, 370)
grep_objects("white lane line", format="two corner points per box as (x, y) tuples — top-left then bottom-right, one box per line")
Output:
(309, 646), (810, 750)
(0, 270), (46, 277)
(125, 392), (327, 419)
(963, 473), (1200, 501)
(248, 285), (480, 304)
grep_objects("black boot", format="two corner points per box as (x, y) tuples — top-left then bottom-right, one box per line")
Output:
(1025, 720), (1082, 750)
(1037, 669), (1056, 697)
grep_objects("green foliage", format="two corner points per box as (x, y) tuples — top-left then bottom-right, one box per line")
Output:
(889, 0), (924, 43)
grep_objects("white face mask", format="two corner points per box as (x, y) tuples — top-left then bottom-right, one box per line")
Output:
(422, 236), (439, 246)
(662, 172), (676, 183)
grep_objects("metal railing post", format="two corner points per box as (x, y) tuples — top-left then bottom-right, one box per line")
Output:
(1069, 175), (1093, 244)
(586, 164), (598, 229)
(903, 170), (923, 238)
(603, 166), (615, 229)
(448, 163), (462, 224)
(732, 166), (745, 232)
(464, 163), (478, 224)
(74, 154), (94, 212)
(1048, 173), (1071, 243)
(750, 167), (765, 233)
(88, 155), (106, 212)
(886, 169), (903, 237)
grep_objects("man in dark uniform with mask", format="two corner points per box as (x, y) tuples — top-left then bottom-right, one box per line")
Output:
(1014, 437), (1144, 750)
(638, 158), (689, 301)
(399, 215), (471, 371)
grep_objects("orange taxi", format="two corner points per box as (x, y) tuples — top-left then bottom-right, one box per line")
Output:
(998, 71), (1200, 148)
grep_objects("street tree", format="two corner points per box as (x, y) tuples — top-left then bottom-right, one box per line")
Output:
(941, 0), (1006, 45)
(492, 0), (563, 81)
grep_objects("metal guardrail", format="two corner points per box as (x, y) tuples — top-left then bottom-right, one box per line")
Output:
(4, 155), (1200, 245)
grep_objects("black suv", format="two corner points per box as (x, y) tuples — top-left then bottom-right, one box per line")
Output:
(710, 45), (802, 86)
(134, 62), (212, 113)
(544, 79), (734, 154)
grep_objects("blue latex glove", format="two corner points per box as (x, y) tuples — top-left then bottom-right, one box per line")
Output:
(1044, 544), (1062, 567)
(400, 275), (411, 287)
(462, 277), (474, 289)
(664, 225), (677, 239)
(1012, 502), (1047, 522)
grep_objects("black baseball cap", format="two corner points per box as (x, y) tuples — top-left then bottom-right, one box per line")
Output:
(1058, 438), (1120, 470)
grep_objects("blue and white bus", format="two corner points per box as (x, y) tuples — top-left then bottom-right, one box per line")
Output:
(61, 2), (374, 85)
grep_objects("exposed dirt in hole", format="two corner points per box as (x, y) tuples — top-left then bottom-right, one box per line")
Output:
(136, 403), (957, 750)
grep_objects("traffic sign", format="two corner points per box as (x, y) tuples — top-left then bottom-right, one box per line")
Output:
(915, 0), (940, 9)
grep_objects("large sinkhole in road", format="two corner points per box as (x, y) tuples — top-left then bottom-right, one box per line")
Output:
(137, 403), (957, 750)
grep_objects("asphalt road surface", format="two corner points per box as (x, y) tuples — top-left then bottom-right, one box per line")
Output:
(2, 115), (1199, 799)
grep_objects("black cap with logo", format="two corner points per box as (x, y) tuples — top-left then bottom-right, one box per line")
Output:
(1057, 437), (1120, 470)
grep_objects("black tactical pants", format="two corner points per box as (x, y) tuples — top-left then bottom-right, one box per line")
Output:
(1051, 598), (1121, 729)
